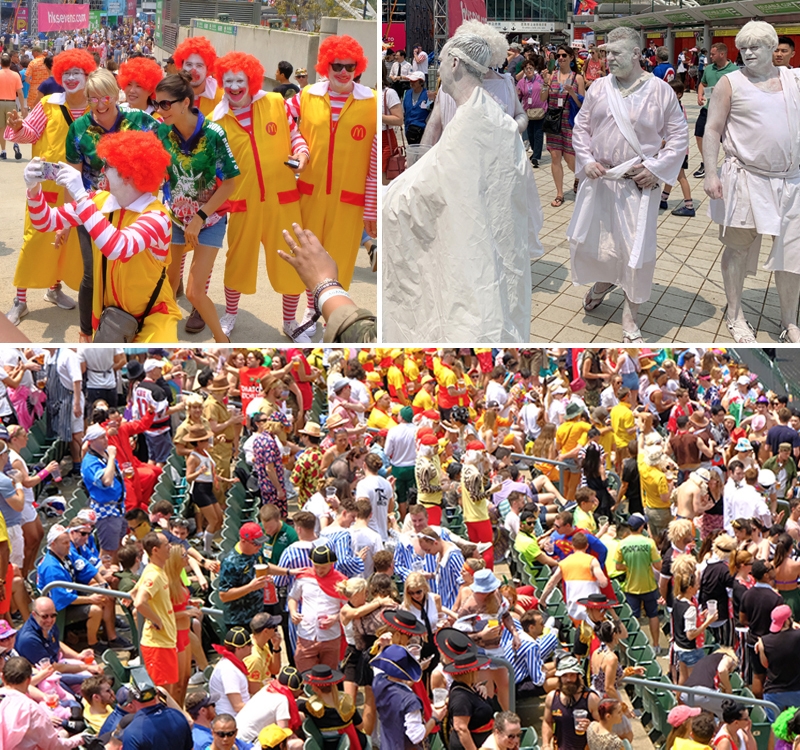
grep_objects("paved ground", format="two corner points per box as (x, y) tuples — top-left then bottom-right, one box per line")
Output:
(0, 142), (376, 344)
(529, 97), (784, 344)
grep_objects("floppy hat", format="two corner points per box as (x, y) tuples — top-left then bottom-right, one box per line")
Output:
(555, 654), (583, 676)
(298, 422), (321, 437)
(184, 424), (213, 443)
(332, 377), (351, 393)
(735, 437), (752, 452)
(207, 373), (230, 393)
(471, 569), (501, 594)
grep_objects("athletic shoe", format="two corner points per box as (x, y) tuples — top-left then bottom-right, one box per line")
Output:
(300, 306), (317, 338)
(219, 312), (237, 337)
(692, 163), (705, 178)
(188, 671), (207, 686)
(184, 306), (205, 334)
(659, 200), (668, 210)
(476, 542), (493, 555)
(671, 206), (696, 217)
(91, 641), (109, 657)
(780, 325), (800, 343)
(43, 283), (76, 309)
(283, 320), (312, 343)
(13, 143), (21, 160)
(106, 636), (133, 650)
(0, 152), (6, 160)
(6, 299), (28, 325)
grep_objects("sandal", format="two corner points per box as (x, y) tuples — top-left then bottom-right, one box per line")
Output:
(551, 195), (565, 207)
(583, 283), (617, 312)
(725, 317), (757, 343)
(780, 324), (800, 343)
(573, 178), (580, 193)
(622, 327), (645, 344)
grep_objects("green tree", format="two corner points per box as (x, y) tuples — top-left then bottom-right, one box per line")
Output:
(273, 0), (351, 30)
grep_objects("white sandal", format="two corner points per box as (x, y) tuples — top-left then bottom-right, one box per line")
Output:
(780, 324), (800, 343)
(583, 283), (617, 312)
(622, 327), (645, 344)
(726, 317), (757, 343)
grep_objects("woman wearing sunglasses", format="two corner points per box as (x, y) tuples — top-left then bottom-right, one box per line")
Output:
(210, 51), (308, 341)
(65, 68), (160, 342)
(285, 35), (377, 340)
(153, 72), (241, 343)
(546, 44), (585, 208)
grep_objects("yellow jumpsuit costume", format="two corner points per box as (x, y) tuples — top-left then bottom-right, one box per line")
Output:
(15, 94), (86, 290)
(196, 78), (223, 118)
(90, 193), (181, 342)
(212, 92), (304, 295)
(297, 82), (376, 289)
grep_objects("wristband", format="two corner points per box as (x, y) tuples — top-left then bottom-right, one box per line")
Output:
(15, 483), (23, 491)
(311, 277), (340, 299)
(313, 282), (344, 316)
(317, 288), (351, 311)
(37, 469), (49, 481)
(196, 209), (208, 223)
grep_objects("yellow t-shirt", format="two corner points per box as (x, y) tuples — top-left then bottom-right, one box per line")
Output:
(368, 408), (398, 430)
(461, 465), (490, 523)
(243, 638), (275, 685)
(572, 506), (597, 534)
(404, 359), (420, 386)
(0, 510), (8, 545)
(556, 420), (591, 454)
(387, 365), (407, 400)
(578, 428), (615, 471)
(610, 402), (635, 449)
(135, 563), (177, 649)
(413, 388), (434, 413)
(637, 454), (670, 509)
(82, 700), (113, 734)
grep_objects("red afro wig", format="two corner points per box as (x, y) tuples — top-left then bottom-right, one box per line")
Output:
(52, 49), (97, 86)
(215, 52), (264, 97)
(315, 35), (368, 78)
(174, 36), (217, 71)
(117, 57), (164, 95)
(96, 131), (171, 195)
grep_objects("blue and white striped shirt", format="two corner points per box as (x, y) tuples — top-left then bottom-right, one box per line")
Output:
(501, 621), (560, 685)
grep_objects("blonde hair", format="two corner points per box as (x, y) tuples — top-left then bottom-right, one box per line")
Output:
(713, 534), (737, 560)
(184, 394), (204, 408)
(403, 572), (430, 609)
(672, 553), (698, 598)
(87, 68), (119, 99)
(164, 544), (188, 605)
(337, 577), (368, 599)
(668, 519), (694, 545)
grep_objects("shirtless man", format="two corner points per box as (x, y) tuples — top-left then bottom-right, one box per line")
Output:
(675, 468), (715, 521)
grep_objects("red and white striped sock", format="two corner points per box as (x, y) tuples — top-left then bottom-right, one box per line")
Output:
(305, 289), (315, 314)
(224, 286), (240, 316)
(283, 294), (300, 324)
(50, 282), (60, 290)
(205, 271), (212, 294)
(179, 252), (187, 284)
(16, 288), (26, 304)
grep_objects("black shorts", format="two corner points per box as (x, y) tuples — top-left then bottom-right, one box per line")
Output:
(682, 154), (689, 171)
(341, 643), (374, 686)
(694, 106), (708, 138)
(192, 482), (218, 509)
(747, 643), (767, 676)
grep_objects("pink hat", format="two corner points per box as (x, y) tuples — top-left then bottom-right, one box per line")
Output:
(770, 604), (793, 632)
(0, 620), (17, 639)
(667, 705), (701, 727)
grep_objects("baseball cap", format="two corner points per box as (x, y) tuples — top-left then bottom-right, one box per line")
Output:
(667, 705), (701, 727)
(143, 358), (163, 372)
(406, 71), (425, 81)
(240, 522), (266, 544)
(737, 375), (751, 386)
(771, 604), (793, 632)
(258, 725), (293, 749)
(627, 513), (647, 530)
(82, 424), (106, 443)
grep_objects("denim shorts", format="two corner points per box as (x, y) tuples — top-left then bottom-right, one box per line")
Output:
(171, 216), (227, 249)
(674, 647), (706, 667)
(621, 372), (640, 390)
(625, 589), (660, 619)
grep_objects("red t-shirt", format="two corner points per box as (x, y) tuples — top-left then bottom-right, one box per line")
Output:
(239, 367), (271, 413)
(287, 350), (313, 411)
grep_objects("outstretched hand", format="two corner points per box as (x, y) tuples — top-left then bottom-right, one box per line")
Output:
(278, 224), (339, 292)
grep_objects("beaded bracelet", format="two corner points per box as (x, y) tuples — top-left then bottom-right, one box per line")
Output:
(311, 277), (341, 300)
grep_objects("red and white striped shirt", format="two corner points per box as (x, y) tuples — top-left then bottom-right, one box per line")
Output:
(27, 187), (171, 263)
(287, 88), (377, 222)
(231, 99), (309, 157)
(4, 101), (86, 144)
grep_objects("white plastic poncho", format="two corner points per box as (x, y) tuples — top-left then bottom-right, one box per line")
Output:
(382, 86), (543, 343)
(708, 67), (800, 275)
(567, 75), (688, 304)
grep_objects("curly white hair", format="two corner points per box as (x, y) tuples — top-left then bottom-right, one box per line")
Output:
(454, 20), (509, 69)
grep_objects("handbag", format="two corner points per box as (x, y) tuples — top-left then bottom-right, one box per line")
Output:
(542, 106), (563, 134)
(527, 107), (545, 120)
(383, 89), (406, 180)
(94, 212), (167, 343)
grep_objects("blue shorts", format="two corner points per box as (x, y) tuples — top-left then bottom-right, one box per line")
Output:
(171, 216), (227, 249)
(621, 372), (640, 390)
(625, 589), (659, 619)
(145, 431), (173, 464)
(674, 647), (705, 667)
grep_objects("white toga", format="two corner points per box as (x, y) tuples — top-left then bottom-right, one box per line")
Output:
(568, 75), (688, 303)
(382, 86), (543, 342)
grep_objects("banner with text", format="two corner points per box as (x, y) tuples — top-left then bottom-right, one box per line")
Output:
(38, 3), (90, 32)
(126, 0), (137, 17)
(14, 6), (28, 32)
(448, 0), (487, 35)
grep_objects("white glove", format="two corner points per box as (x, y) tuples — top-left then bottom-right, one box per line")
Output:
(55, 162), (88, 202)
(23, 157), (44, 190)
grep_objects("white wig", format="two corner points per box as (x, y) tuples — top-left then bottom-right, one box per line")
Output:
(442, 33), (491, 79)
(735, 20), (778, 52)
(454, 20), (508, 68)
(605, 26), (642, 51)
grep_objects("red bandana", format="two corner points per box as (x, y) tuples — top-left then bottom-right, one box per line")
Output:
(296, 566), (348, 600)
(212, 644), (249, 676)
(267, 681), (302, 732)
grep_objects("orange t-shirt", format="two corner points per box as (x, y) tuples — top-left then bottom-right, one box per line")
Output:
(0, 69), (21, 101)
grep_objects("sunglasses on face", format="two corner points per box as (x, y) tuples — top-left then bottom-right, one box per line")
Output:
(89, 96), (113, 105)
(330, 63), (356, 72)
(154, 98), (181, 111)
(75, 530), (90, 537)
(214, 731), (237, 738)
(408, 589), (424, 596)
(37, 613), (57, 619)
(558, 54), (570, 59)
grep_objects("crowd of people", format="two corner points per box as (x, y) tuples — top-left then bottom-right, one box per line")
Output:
(3, 346), (800, 750)
(0, 21), (377, 344)
(381, 20), (800, 345)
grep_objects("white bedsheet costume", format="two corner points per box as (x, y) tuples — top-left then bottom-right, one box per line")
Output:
(382, 85), (543, 342)
(707, 66), (800, 274)
(568, 75), (688, 304)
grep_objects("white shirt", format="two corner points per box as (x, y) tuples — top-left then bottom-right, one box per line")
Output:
(235, 687), (291, 742)
(384, 422), (417, 466)
(504, 509), (521, 538)
(412, 51), (428, 75)
(356, 474), (394, 540)
(302, 492), (334, 534)
(288, 577), (342, 641)
(390, 60), (412, 79)
(723, 477), (743, 532)
(77, 347), (122, 389)
(349, 524), (384, 577)
(485, 380), (510, 417)
(600, 386), (619, 409)
(382, 86), (401, 132)
(0, 349), (36, 390)
(547, 399), (566, 426)
(727, 484), (771, 533)
(55, 349), (82, 391)
(518, 403), (542, 438)
(208, 658), (250, 716)
(348, 379), (371, 423)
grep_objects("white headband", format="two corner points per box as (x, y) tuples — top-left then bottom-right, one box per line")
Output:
(447, 47), (489, 76)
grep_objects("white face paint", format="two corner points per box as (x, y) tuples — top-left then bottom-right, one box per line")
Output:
(739, 43), (774, 75)
(222, 71), (251, 108)
(62, 67), (87, 93)
(603, 41), (637, 78)
(183, 53), (207, 88)
(103, 166), (143, 206)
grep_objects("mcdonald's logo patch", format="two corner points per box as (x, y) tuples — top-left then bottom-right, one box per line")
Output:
(351, 125), (366, 141)
(266, 122), (278, 135)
